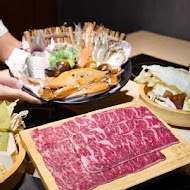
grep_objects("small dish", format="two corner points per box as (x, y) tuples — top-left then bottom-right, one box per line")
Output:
(139, 84), (190, 128)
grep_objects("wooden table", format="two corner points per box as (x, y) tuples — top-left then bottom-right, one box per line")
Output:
(127, 30), (190, 67)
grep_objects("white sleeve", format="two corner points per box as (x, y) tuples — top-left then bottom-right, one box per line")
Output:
(0, 19), (8, 37)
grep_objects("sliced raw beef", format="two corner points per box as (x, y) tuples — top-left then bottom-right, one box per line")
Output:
(31, 126), (78, 174)
(54, 151), (165, 190)
(30, 105), (179, 190)
(31, 127), (165, 190)
(61, 105), (179, 173)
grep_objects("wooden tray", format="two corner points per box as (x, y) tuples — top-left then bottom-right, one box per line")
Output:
(0, 135), (26, 190)
(19, 100), (190, 190)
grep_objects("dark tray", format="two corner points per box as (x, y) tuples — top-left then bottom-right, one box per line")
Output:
(130, 54), (189, 80)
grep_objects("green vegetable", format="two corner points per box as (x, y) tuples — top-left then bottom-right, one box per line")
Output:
(49, 45), (78, 68)
(0, 132), (9, 151)
(0, 101), (11, 131)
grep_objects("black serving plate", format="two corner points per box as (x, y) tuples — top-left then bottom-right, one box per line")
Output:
(130, 54), (189, 80)
(23, 59), (132, 104)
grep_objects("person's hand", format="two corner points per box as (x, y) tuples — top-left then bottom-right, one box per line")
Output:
(0, 76), (42, 104)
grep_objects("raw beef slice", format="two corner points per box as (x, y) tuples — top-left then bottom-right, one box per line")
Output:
(31, 127), (165, 190)
(61, 105), (179, 173)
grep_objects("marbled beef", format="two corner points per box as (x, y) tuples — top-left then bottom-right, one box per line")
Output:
(31, 127), (165, 190)
(62, 105), (178, 173)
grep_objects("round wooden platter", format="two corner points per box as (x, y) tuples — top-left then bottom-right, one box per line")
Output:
(0, 134), (26, 190)
(139, 84), (190, 128)
(19, 100), (190, 190)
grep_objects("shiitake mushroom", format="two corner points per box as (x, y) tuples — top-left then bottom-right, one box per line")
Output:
(45, 67), (60, 77)
(56, 60), (71, 72)
(97, 63), (111, 72)
(45, 60), (71, 77)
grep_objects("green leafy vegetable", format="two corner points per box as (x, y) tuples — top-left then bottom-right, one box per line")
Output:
(0, 101), (11, 132)
(49, 45), (78, 68)
(0, 132), (9, 151)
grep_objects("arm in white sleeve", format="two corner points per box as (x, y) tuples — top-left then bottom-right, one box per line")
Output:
(0, 20), (8, 36)
(0, 20), (21, 63)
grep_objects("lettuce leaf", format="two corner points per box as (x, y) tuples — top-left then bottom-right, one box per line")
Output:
(0, 132), (9, 151)
(0, 101), (11, 131)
